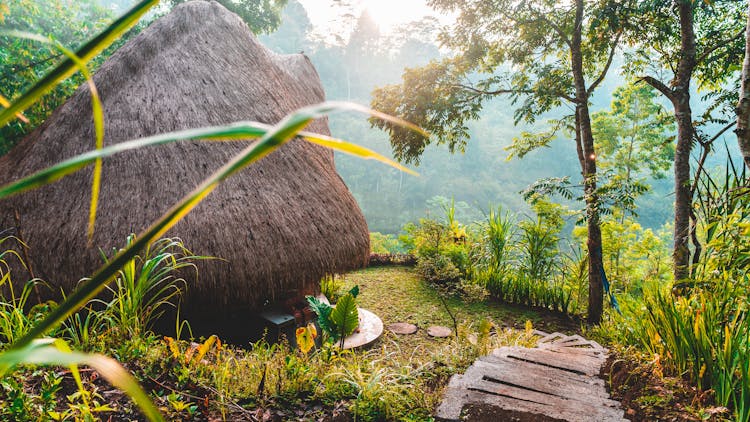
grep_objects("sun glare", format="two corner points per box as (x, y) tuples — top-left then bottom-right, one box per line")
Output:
(299, 0), (439, 39)
(362, 0), (434, 32)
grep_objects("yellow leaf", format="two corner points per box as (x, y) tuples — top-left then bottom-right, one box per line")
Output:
(193, 335), (219, 364)
(296, 324), (316, 354)
(163, 336), (180, 359)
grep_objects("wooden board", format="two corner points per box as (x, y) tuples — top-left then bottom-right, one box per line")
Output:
(436, 333), (626, 422)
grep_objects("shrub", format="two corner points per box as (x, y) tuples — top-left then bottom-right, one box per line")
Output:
(416, 255), (462, 287)
(369, 232), (405, 254)
(459, 279), (489, 303)
(367, 253), (416, 267)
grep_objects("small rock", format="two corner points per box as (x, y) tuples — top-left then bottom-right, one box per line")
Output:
(388, 322), (418, 335)
(427, 325), (452, 338)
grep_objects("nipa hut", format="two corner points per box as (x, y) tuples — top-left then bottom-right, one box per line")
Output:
(0, 0), (369, 333)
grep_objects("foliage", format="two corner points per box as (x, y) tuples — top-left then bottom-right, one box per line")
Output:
(592, 84), (675, 181)
(166, 0), (287, 35)
(692, 156), (750, 280)
(595, 158), (750, 420)
(97, 235), (207, 338)
(319, 273), (345, 303)
(416, 254), (462, 287)
(294, 323), (317, 354)
(600, 277), (749, 421)
(591, 83), (675, 217)
(306, 286), (360, 346)
(0, 0), (115, 154)
(369, 232), (404, 254)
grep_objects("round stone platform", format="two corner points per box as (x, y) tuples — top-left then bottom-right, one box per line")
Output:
(341, 308), (383, 349)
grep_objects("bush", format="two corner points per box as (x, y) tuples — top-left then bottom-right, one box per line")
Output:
(459, 279), (489, 303)
(416, 255), (462, 287)
(369, 232), (405, 254)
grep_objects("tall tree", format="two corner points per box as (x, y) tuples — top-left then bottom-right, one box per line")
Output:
(371, 0), (628, 323)
(737, 0), (750, 168)
(626, 0), (745, 281)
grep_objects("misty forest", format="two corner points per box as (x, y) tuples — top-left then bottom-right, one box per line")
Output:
(1, 0), (750, 421)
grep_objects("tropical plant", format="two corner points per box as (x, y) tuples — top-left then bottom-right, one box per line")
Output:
(320, 273), (345, 303)
(97, 235), (207, 338)
(307, 286), (360, 348)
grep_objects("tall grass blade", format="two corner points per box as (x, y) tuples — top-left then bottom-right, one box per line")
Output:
(0, 338), (163, 421)
(0, 94), (28, 123)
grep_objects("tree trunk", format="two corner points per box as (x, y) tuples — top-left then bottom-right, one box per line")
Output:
(673, 95), (693, 281)
(571, 0), (604, 323)
(736, 0), (750, 169)
(672, 0), (697, 282)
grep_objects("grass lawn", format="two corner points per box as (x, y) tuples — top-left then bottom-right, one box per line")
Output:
(344, 266), (581, 340)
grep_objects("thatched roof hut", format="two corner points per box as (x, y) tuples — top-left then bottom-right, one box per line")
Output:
(0, 1), (369, 323)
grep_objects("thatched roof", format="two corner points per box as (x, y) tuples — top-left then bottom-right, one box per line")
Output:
(0, 0), (369, 316)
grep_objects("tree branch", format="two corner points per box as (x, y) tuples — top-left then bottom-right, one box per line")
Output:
(691, 121), (736, 196)
(587, 32), (621, 96)
(454, 83), (531, 96)
(513, 4), (572, 48)
(454, 83), (576, 103)
(637, 76), (675, 101)
(696, 27), (746, 65)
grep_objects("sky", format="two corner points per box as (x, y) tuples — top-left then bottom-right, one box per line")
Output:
(298, 0), (443, 35)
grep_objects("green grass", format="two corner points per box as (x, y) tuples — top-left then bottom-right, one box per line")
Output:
(343, 266), (579, 352)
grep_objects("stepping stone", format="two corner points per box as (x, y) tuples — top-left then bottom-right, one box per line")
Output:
(427, 325), (452, 338)
(388, 322), (418, 335)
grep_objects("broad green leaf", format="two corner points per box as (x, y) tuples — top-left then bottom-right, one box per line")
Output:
(0, 339), (163, 422)
(306, 295), (334, 336)
(330, 293), (359, 343)
(0, 0), (158, 127)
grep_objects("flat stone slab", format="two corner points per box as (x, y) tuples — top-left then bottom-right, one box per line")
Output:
(427, 325), (452, 338)
(436, 333), (626, 421)
(388, 322), (418, 335)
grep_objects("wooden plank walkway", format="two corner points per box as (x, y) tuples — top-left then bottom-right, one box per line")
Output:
(436, 332), (627, 421)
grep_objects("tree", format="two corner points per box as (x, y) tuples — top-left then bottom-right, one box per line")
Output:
(591, 83), (675, 218)
(624, 0), (745, 281)
(0, 0), (113, 154)
(167, 0), (288, 34)
(371, 0), (628, 323)
(737, 0), (750, 169)
(258, 0), (312, 54)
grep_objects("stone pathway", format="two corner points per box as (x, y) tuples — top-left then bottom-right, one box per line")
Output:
(436, 331), (627, 421)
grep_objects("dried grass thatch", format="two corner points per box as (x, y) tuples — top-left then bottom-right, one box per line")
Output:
(0, 0), (369, 317)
